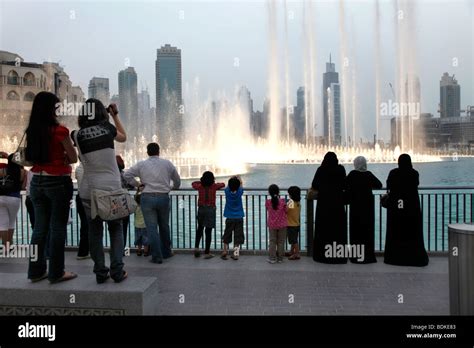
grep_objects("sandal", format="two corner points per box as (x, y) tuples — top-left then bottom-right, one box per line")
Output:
(30, 273), (48, 283)
(114, 271), (128, 283)
(289, 254), (301, 260)
(137, 248), (143, 256)
(220, 252), (228, 260)
(49, 271), (78, 284)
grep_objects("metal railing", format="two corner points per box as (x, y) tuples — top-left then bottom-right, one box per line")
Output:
(12, 187), (474, 253)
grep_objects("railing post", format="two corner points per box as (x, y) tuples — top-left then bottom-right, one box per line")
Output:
(306, 196), (314, 257)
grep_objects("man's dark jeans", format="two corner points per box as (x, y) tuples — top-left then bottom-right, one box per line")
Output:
(140, 193), (172, 262)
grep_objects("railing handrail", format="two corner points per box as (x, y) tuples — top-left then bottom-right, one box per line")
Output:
(15, 186), (474, 194)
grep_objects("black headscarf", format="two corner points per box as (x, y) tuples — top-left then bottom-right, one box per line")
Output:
(398, 154), (413, 170)
(321, 152), (338, 167)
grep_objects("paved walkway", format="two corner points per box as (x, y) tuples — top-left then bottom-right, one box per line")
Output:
(0, 252), (449, 315)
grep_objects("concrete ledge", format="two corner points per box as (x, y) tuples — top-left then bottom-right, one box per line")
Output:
(0, 273), (159, 315)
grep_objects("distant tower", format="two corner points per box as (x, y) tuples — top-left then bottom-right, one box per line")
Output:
(322, 54), (341, 145)
(88, 77), (110, 105)
(118, 67), (138, 141)
(155, 44), (183, 152)
(440, 72), (461, 118)
(294, 87), (306, 143)
(138, 88), (152, 140)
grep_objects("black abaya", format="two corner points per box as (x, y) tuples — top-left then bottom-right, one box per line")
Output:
(311, 163), (347, 264)
(384, 167), (429, 266)
(346, 170), (382, 264)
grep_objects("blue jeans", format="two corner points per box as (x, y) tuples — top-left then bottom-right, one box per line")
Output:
(81, 199), (125, 282)
(27, 175), (73, 281)
(140, 193), (172, 261)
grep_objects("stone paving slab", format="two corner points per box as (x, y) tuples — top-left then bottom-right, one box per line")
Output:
(0, 252), (449, 315)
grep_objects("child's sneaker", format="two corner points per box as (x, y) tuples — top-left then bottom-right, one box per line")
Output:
(267, 258), (277, 264)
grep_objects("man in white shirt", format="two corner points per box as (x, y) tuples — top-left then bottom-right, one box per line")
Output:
(123, 143), (180, 263)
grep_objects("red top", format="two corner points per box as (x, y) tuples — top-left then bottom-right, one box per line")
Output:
(192, 182), (225, 207)
(31, 125), (72, 175)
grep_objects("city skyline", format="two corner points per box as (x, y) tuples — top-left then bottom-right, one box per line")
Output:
(1, 0), (473, 143)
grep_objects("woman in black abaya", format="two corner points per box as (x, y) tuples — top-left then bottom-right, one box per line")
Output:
(346, 156), (382, 264)
(311, 152), (347, 264)
(384, 154), (429, 267)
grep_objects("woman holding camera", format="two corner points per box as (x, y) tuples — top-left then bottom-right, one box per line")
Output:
(72, 99), (128, 284)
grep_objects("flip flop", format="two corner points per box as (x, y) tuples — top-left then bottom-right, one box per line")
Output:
(49, 271), (78, 284)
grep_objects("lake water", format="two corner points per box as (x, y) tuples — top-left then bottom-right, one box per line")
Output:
(182, 157), (474, 188)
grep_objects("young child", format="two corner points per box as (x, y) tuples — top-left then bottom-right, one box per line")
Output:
(286, 186), (301, 260)
(222, 176), (244, 260)
(134, 192), (149, 256)
(192, 171), (225, 259)
(265, 184), (288, 264)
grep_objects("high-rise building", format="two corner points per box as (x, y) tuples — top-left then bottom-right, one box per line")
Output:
(327, 82), (341, 145)
(118, 67), (138, 140)
(440, 72), (461, 118)
(138, 88), (152, 140)
(238, 86), (254, 135)
(88, 77), (110, 105)
(293, 87), (306, 143)
(322, 55), (341, 145)
(155, 44), (183, 151)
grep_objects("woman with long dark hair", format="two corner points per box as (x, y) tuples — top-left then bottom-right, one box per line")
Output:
(26, 91), (77, 283)
(72, 99), (128, 283)
(311, 152), (347, 264)
(346, 156), (382, 263)
(384, 154), (428, 266)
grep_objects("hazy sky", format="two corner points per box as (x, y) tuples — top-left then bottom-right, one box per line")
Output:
(1, 0), (473, 141)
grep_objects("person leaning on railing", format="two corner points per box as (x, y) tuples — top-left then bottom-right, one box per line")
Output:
(123, 142), (181, 264)
(25, 91), (77, 284)
(383, 154), (429, 267)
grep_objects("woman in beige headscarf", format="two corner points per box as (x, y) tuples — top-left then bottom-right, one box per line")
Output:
(346, 156), (382, 263)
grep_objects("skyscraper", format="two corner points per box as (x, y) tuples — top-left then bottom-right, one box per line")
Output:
(138, 88), (152, 140)
(440, 72), (461, 118)
(322, 55), (341, 145)
(118, 67), (138, 141)
(238, 86), (254, 133)
(294, 87), (306, 143)
(88, 77), (110, 105)
(155, 44), (183, 151)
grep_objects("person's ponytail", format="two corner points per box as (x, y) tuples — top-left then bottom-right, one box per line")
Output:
(268, 184), (280, 210)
